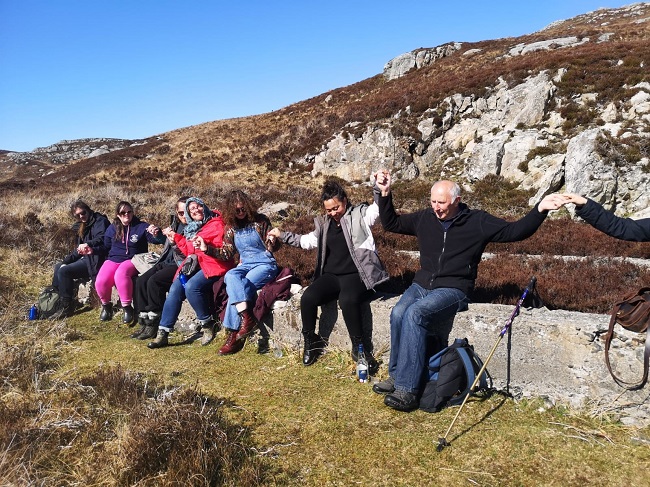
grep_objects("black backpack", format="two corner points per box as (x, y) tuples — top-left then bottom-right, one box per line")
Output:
(419, 338), (492, 413)
(35, 286), (63, 319)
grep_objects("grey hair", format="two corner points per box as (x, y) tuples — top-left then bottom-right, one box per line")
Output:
(432, 181), (461, 200)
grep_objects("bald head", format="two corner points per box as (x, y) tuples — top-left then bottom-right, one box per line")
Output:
(430, 180), (461, 220)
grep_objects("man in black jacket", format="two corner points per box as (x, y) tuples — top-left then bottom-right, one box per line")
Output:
(372, 170), (565, 411)
(561, 194), (650, 242)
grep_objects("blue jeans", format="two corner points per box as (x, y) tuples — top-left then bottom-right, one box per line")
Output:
(159, 271), (218, 332)
(389, 283), (467, 394)
(222, 262), (278, 331)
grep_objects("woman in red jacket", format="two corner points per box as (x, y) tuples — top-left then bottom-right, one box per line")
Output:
(148, 197), (234, 349)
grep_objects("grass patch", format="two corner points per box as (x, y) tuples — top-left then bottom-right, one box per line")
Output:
(2, 304), (649, 486)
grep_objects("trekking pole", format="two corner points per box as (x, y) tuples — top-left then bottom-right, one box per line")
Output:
(437, 276), (537, 452)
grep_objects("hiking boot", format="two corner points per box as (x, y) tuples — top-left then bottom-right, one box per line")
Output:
(131, 314), (148, 338)
(384, 390), (419, 412)
(372, 376), (395, 395)
(200, 319), (218, 346)
(302, 332), (326, 366)
(137, 323), (159, 340)
(99, 303), (113, 321)
(257, 336), (270, 354)
(122, 304), (135, 326)
(51, 299), (76, 319)
(218, 331), (244, 355)
(234, 309), (257, 341)
(137, 314), (160, 340)
(147, 329), (169, 349)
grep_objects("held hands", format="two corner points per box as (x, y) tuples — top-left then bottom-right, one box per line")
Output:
(538, 193), (569, 212)
(77, 243), (92, 255)
(373, 169), (391, 196)
(162, 227), (175, 242)
(192, 235), (207, 252)
(559, 193), (588, 206)
(147, 224), (160, 236)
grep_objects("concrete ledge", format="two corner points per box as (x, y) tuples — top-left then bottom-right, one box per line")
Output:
(91, 283), (649, 425)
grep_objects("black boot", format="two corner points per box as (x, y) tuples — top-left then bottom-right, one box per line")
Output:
(122, 304), (135, 326)
(130, 314), (147, 339)
(138, 314), (160, 340)
(147, 329), (169, 349)
(302, 332), (325, 366)
(99, 302), (113, 321)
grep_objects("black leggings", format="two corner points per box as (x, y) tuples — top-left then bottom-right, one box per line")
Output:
(133, 263), (177, 314)
(300, 272), (371, 338)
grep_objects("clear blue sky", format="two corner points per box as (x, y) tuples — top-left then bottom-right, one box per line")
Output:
(0, 0), (633, 152)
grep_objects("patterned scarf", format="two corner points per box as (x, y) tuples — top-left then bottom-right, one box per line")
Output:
(183, 197), (214, 239)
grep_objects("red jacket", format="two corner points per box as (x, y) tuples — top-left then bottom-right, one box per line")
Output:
(174, 216), (234, 278)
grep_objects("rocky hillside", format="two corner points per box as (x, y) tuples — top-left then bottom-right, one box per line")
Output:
(2, 3), (649, 217)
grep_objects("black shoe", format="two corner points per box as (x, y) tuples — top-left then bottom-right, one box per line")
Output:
(130, 324), (146, 339)
(137, 324), (158, 340)
(147, 330), (169, 349)
(302, 333), (326, 366)
(372, 376), (395, 395)
(122, 305), (134, 326)
(99, 303), (113, 321)
(384, 390), (419, 412)
(257, 336), (270, 354)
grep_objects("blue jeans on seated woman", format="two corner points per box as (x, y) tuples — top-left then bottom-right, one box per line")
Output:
(388, 283), (468, 394)
(159, 271), (218, 332)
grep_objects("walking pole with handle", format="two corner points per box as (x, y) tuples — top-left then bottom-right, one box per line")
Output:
(436, 276), (537, 452)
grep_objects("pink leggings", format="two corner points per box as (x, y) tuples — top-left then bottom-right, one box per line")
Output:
(95, 259), (138, 306)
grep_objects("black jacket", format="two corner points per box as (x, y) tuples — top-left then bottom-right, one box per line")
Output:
(62, 211), (110, 279)
(576, 198), (650, 242)
(378, 194), (548, 295)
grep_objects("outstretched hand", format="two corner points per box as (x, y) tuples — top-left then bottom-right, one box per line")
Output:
(538, 193), (568, 212)
(559, 193), (588, 206)
(374, 169), (391, 196)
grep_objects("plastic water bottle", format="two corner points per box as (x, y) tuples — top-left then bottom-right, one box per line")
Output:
(28, 304), (38, 320)
(356, 343), (368, 383)
(179, 273), (188, 288)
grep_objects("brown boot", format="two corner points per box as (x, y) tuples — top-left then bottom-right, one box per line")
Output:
(234, 309), (257, 341)
(218, 331), (244, 355)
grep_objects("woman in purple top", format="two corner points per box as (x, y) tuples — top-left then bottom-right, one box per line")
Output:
(95, 201), (165, 324)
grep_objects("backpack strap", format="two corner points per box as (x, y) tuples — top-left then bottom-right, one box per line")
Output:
(604, 302), (650, 390)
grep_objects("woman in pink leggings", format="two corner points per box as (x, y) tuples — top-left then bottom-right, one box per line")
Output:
(95, 201), (165, 324)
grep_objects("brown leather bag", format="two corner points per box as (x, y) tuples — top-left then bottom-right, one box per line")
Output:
(604, 287), (650, 390)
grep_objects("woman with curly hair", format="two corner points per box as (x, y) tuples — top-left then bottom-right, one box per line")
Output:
(205, 190), (279, 355)
(268, 180), (388, 373)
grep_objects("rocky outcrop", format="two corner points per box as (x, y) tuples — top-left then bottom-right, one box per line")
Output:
(310, 64), (650, 217)
(383, 43), (462, 81)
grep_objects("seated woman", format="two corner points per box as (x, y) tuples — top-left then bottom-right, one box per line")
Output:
(95, 201), (165, 324)
(268, 180), (388, 372)
(148, 197), (235, 349)
(204, 190), (280, 355)
(51, 200), (110, 317)
(131, 196), (189, 341)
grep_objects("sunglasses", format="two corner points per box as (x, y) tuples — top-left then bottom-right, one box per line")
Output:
(235, 207), (246, 214)
(177, 211), (185, 216)
(118, 210), (133, 216)
(74, 210), (87, 219)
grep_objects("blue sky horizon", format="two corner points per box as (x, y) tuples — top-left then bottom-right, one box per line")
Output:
(0, 1), (634, 153)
